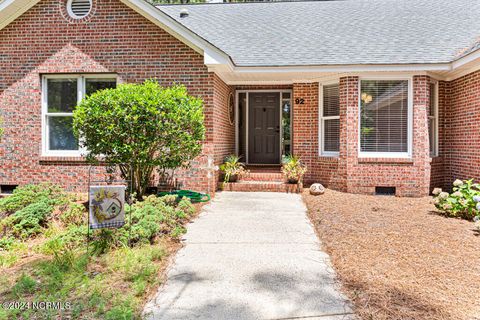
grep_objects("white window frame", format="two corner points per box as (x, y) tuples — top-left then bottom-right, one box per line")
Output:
(358, 77), (413, 158)
(319, 81), (340, 157)
(429, 80), (439, 157)
(41, 74), (117, 157)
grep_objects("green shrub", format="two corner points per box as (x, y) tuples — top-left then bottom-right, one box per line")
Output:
(42, 225), (88, 255)
(12, 274), (37, 297)
(0, 236), (15, 250)
(87, 195), (195, 253)
(432, 179), (480, 220)
(73, 81), (205, 199)
(59, 202), (87, 226)
(0, 183), (66, 215)
(1, 200), (53, 239)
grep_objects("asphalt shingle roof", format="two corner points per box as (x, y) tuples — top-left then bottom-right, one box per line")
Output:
(158, 0), (480, 67)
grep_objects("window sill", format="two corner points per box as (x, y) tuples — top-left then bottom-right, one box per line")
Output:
(318, 155), (339, 161)
(39, 156), (87, 164)
(357, 157), (414, 164)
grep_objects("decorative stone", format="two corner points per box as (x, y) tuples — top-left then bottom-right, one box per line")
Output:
(309, 183), (325, 195)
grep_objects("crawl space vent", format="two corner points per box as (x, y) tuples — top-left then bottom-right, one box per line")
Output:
(375, 186), (396, 196)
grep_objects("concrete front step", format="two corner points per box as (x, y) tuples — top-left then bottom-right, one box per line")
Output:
(219, 180), (302, 193)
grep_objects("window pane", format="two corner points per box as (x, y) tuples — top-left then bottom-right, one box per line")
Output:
(47, 78), (78, 113)
(360, 80), (408, 153)
(429, 83), (436, 117)
(323, 84), (339, 117)
(324, 118), (340, 152)
(282, 100), (291, 155)
(282, 92), (291, 100)
(48, 116), (78, 150)
(86, 78), (116, 96)
(429, 118), (435, 155)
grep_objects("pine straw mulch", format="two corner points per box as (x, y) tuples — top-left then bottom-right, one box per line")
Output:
(302, 189), (480, 320)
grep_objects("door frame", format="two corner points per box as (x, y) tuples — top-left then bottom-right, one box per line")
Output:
(235, 89), (292, 165)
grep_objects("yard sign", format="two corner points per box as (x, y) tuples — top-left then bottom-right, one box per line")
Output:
(89, 185), (126, 229)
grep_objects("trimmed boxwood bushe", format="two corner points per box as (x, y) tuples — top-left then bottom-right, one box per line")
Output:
(73, 80), (205, 199)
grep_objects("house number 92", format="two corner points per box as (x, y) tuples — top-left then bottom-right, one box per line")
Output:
(295, 98), (305, 104)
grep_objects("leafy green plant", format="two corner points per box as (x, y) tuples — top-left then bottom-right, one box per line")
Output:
(42, 225), (88, 255)
(0, 236), (15, 250)
(0, 183), (66, 215)
(73, 81), (205, 199)
(281, 154), (307, 184)
(59, 202), (87, 226)
(1, 200), (53, 239)
(432, 179), (480, 220)
(12, 274), (37, 297)
(219, 155), (248, 184)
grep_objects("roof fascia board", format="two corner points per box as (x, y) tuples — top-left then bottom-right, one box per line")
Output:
(232, 63), (452, 74)
(0, 0), (41, 30)
(452, 47), (480, 69)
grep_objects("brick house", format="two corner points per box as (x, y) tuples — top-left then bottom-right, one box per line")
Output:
(0, 0), (479, 197)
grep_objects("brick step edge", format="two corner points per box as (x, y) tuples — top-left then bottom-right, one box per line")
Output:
(241, 172), (285, 182)
(218, 181), (302, 193)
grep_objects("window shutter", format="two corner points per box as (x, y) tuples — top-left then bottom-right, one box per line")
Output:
(360, 80), (409, 153)
(322, 84), (340, 153)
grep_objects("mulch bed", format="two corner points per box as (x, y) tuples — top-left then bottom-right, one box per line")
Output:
(302, 189), (480, 320)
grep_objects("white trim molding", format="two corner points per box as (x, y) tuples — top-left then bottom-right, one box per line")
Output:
(357, 76), (414, 159)
(318, 80), (340, 157)
(429, 80), (439, 157)
(235, 89), (292, 165)
(41, 74), (117, 157)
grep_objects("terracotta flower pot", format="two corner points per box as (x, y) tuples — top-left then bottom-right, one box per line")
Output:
(227, 174), (238, 183)
(287, 178), (299, 184)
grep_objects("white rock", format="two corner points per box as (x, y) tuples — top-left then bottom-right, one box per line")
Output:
(309, 183), (325, 195)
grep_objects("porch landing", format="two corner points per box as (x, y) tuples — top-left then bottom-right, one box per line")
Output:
(219, 165), (302, 193)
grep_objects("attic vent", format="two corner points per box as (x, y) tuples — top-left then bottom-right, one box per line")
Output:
(67, 0), (92, 19)
(180, 9), (189, 18)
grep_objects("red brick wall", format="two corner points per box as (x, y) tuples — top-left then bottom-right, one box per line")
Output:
(430, 80), (447, 190)
(292, 76), (432, 197)
(443, 70), (480, 187)
(213, 75), (235, 164)
(0, 0), (220, 193)
(292, 83), (346, 191)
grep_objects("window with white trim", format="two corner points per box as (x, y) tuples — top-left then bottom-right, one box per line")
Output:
(428, 82), (438, 157)
(42, 75), (116, 156)
(320, 83), (340, 156)
(359, 80), (411, 157)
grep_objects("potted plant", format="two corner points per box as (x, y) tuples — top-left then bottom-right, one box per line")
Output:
(282, 154), (307, 184)
(219, 155), (248, 184)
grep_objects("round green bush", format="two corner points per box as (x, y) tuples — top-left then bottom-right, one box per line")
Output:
(73, 80), (205, 198)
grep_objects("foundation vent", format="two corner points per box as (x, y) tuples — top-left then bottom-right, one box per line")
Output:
(375, 186), (396, 196)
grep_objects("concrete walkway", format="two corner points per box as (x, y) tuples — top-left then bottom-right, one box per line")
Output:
(144, 192), (354, 320)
